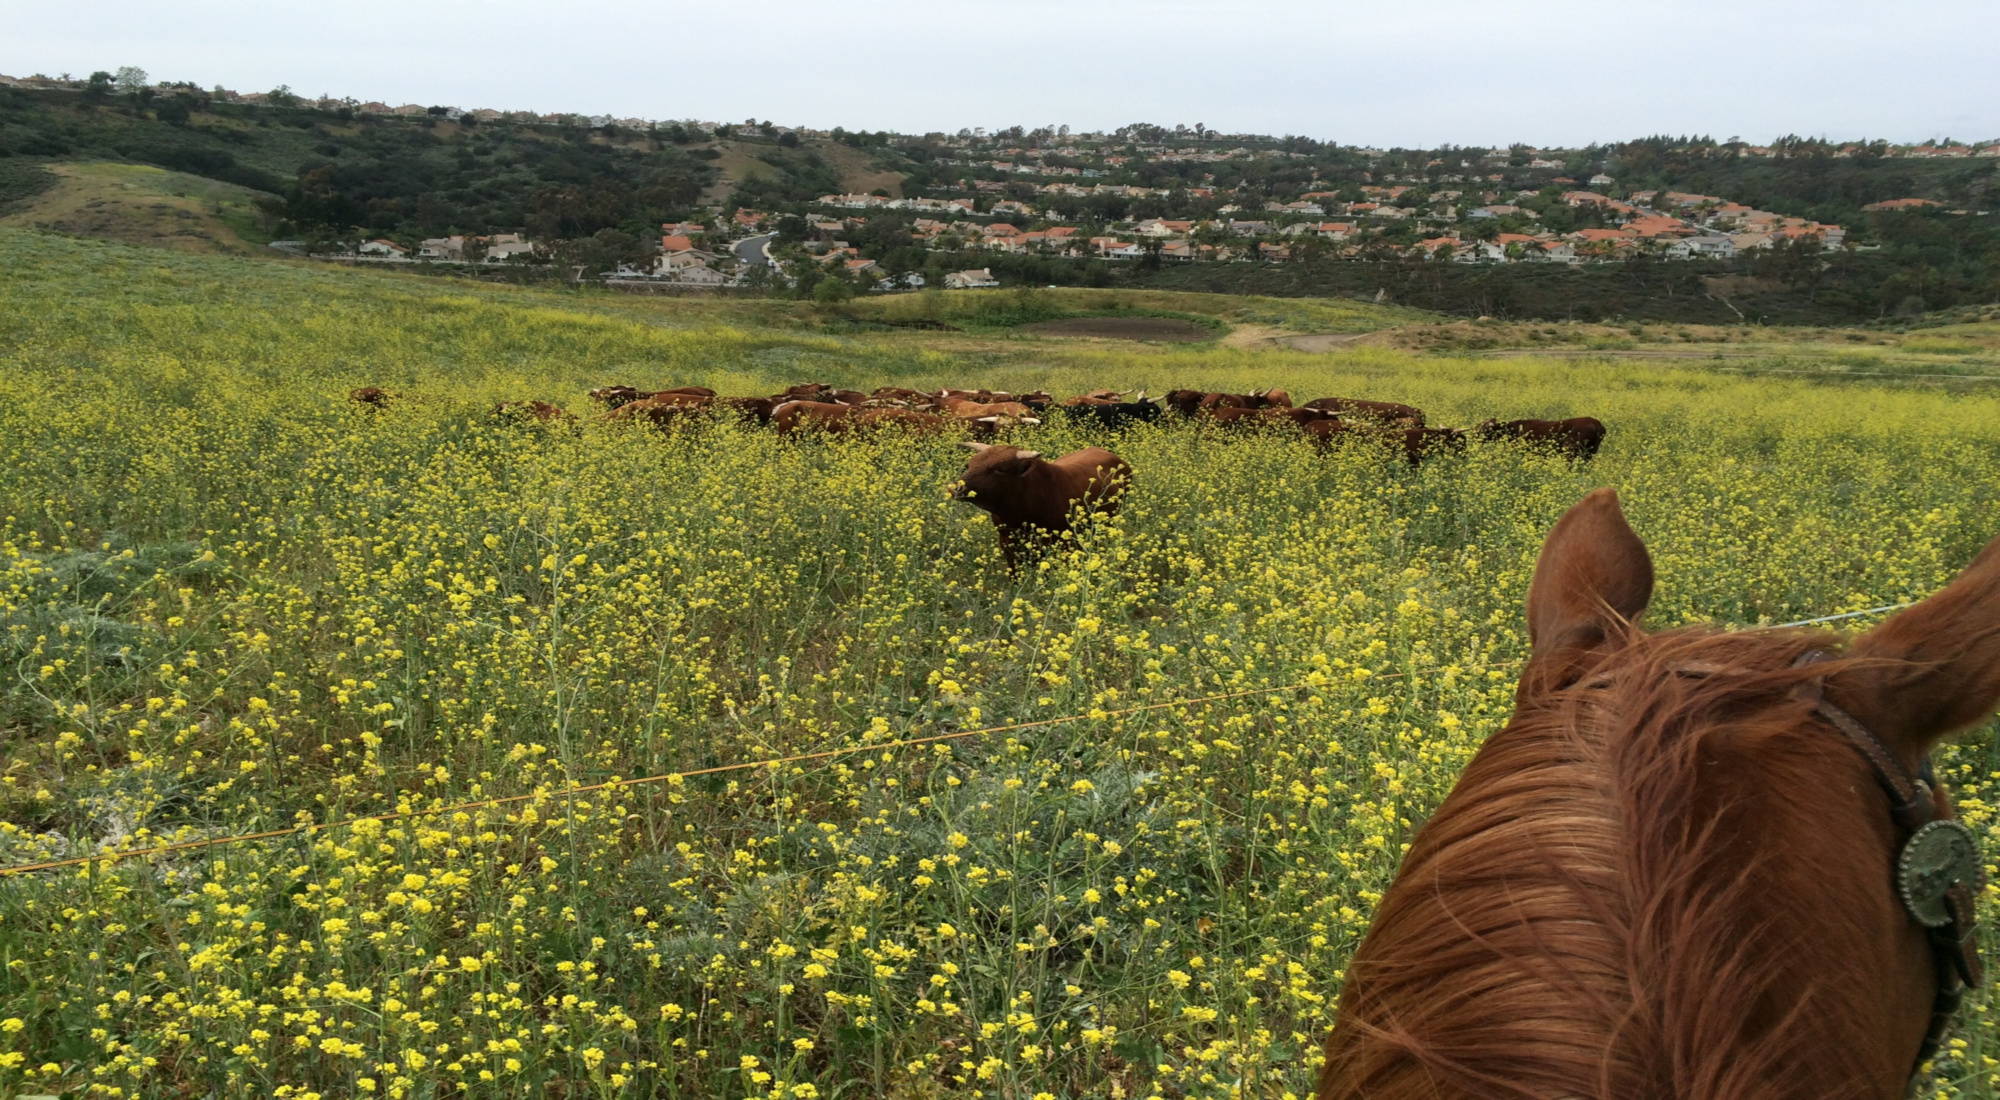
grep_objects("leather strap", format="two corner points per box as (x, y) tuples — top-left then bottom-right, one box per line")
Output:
(1791, 650), (1981, 1076)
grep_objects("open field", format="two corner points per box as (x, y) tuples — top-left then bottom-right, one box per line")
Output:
(2, 228), (1999, 1098)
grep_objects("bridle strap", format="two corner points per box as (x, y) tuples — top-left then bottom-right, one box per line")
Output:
(1791, 649), (1982, 1078)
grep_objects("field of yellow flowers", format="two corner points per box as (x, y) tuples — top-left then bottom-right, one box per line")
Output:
(1, 228), (1998, 1098)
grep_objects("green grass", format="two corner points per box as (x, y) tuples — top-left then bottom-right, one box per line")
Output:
(1, 228), (1998, 1098)
(0, 160), (277, 253)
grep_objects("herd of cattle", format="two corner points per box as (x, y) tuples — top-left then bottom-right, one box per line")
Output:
(350, 383), (1605, 469)
(351, 381), (1605, 570)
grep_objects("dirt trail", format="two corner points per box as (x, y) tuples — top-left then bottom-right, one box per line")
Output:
(1270, 331), (1384, 352)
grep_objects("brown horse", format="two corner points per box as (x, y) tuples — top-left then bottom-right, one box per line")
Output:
(1320, 489), (1992, 1099)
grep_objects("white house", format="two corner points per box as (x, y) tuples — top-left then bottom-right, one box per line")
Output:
(417, 236), (464, 261)
(943, 268), (1000, 289)
(484, 233), (536, 262)
(1666, 235), (1737, 260)
(358, 239), (408, 257)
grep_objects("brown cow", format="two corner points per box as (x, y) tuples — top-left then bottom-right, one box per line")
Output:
(1476, 417), (1606, 461)
(1208, 405), (1331, 429)
(608, 395), (712, 429)
(937, 388), (1052, 410)
(652, 385), (718, 398)
(774, 401), (944, 435)
(589, 385), (646, 409)
(772, 383), (836, 403)
(1172, 388), (1293, 415)
(714, 396), (777, 424)
(951, 443), (1131, 570)
(1303, 396), (1426, 427)
(942, 398), (1040, 421)
(771, 400), (859, 435)
(1303, 417), (1352, 450)
(349, 387), (396, 409)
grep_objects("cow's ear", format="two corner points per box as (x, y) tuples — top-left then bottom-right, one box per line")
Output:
(1829, 532), (2000, 760)
(1521, 489), (1653, 693)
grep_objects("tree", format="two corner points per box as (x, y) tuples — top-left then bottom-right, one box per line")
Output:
(268, 84), (300, 107)
(154, 96), (192, 127)
(812, 275), (854, 304)
(114, 66), (148, 95)
(83, 71), (114, 103)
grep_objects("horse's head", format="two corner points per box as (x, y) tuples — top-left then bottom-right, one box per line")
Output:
(1323, 489), (2000, 1099)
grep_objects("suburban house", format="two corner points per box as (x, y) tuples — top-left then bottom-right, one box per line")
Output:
(417, 236), (466, 261)
(1414, 236), (1461, 259)
(484, 233), (536, 261)
(1136, 218), (1195, 238)
(358, 239), (408, 257)
(943, 268), (1000, 289)
(1666, 235), (1737, 260)
(657, 233), (723, 279)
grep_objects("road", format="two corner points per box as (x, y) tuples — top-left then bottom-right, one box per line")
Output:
(734, 233), (775, 269)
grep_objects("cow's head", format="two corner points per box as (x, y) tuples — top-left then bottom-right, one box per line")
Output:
(951, 442), (1043, 507)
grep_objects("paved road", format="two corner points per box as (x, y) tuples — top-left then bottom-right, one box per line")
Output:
(734, 233), (775, 268)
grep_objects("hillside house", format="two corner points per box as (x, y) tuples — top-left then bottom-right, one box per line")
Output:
(657, 234), (721, 277)
(484, 233), (535, 261)
(358, 239), (408, 257)
(1666, 235), (1737, 260)
(943, 268), (1000, 289)
(417, 236), (466, 261)
(1414, 236), (1461, 259)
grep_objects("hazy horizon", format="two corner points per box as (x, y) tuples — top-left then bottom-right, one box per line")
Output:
(8, 0), (1997, 148)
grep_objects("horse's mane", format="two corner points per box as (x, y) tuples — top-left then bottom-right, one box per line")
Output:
(1326, 626), (1916, 1098)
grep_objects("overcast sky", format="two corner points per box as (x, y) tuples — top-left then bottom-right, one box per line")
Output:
(7, 0), (1995, 147)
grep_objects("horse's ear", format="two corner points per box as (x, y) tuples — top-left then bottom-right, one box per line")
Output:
(1523, 489), (1654, 682)
(1834, 533), (2000, 757)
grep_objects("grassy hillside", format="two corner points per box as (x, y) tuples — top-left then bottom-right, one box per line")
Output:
(0, 160), (276, 252)
(2, 228), (1999, 1097)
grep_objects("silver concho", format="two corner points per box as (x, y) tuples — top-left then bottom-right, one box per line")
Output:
(1896, 819), (1982, 929)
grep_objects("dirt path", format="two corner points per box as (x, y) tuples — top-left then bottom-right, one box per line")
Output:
(1269, 331), (1384, 352)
